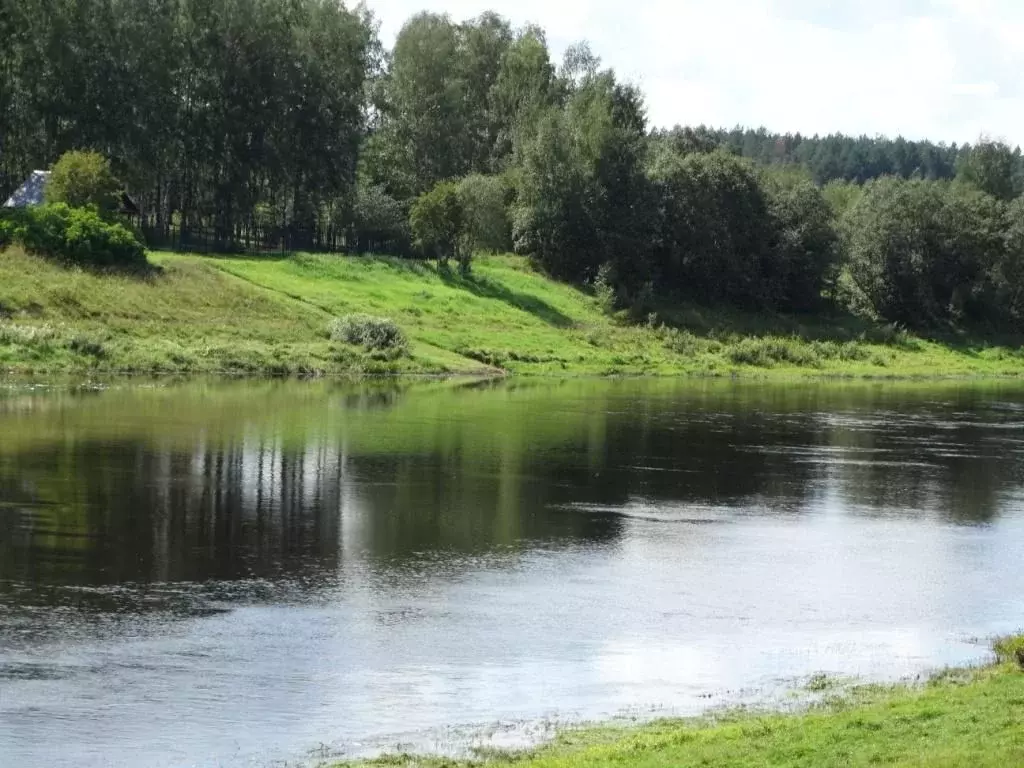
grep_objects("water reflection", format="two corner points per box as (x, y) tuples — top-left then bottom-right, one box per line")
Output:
(2, 379), (1024, 767)
(3, 381), (1024, 594)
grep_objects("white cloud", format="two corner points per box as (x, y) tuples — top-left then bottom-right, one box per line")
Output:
(366, 0), (1024, 144)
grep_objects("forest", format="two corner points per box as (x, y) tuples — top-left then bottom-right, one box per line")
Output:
(3, 0), (1024, 334)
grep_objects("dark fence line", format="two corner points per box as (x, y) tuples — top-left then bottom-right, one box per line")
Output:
(140, 222), (412, 258)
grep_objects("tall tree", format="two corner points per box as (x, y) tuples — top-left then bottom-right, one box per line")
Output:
(513, 65), (651, 288)
(459, 12), (513, 173)
(488, 25), (555, 167)
(956, 137), (1019, 202)
(370, 12), (468, 197)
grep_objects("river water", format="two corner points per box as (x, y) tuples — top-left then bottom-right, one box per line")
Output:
(1, 379), (1023, 767)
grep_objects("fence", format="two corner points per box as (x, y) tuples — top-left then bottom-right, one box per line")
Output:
(140, 222), (413, 258)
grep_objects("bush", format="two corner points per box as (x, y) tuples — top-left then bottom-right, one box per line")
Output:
(810, 340), (871, 362)
(0, 204), (146, 268)
(68, 334), (107, 358)
(993, 634), (1024, 668)
(592, 262), (617, 314)
(46, 150), (122, 216)
(0, 322), (60, 348)
(860, 322), (917, 349)
(727, 336), (820, 368)
(329, 314), (408, 353)
(663, 327), (704, 356)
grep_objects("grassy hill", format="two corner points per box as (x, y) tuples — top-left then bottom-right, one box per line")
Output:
(2, 246), (1024, 378)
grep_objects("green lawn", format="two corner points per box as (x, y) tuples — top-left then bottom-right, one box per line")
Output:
(346, 639), (1024, 768)
(3, 246), (1024, 377)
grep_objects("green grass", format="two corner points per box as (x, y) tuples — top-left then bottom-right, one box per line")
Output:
(341, 637), (1024, 768)
(3, 246), (1024, 377)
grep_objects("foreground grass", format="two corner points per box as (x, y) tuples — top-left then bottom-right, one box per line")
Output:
(345, 637), (1024, 768)
(3, 247), (1024, 377)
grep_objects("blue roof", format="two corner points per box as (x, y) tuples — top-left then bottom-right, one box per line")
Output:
(3, 171), (51, 207)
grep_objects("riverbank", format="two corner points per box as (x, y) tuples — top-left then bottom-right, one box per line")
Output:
(3, 247), (1024, 378)
(345, 635), (1024, 768)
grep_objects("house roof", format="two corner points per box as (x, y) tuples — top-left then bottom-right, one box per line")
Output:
(3, 171), (51, 207)
(4, 169), (139, 214)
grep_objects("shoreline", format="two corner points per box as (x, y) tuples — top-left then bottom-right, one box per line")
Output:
(336, 635), (1024, 767)
(5, 369), (1024, 391)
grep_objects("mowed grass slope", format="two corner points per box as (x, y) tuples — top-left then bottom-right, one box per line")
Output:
(211, 251), (689, 375)
(3, 246), (1024, 377)
(207, 252), (1024, 377)
(0, 248), (479, 375)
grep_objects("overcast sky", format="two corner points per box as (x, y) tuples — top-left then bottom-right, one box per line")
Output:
(366, 0), (1024, 145)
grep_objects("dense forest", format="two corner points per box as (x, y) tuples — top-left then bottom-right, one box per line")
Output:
(3, 1), (1024, 333)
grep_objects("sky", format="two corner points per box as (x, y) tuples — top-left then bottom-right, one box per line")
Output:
(366, 0), (1024, 145)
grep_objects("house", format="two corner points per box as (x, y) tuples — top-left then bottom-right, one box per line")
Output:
(3, 171), (50, 207)
(3, 170), (140, 216)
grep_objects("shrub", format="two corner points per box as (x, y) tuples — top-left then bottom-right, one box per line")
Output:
(663, 327), (704, 356)
(809, 340), (871, 362)
(727, 336), (821, 368)
(0, 204), (146, 268)
(329, 314), (408, 353)
(0, 322), (60, 348)
(592, 262), (617, 314)
(993, 633), (1024, 668)
(861, 322), (917, 349)
(68, 334), (107, 358)
(46, 150), (122, 216)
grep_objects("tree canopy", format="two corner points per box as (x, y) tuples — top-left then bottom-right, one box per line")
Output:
(3, 3), (1024, 332)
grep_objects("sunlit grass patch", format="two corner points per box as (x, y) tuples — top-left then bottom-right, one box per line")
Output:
(4, 246), (1024, 378)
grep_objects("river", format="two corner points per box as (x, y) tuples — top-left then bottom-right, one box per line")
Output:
(1, 379), (1023, 767)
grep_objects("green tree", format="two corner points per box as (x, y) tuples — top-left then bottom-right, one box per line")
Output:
(45, 150), (122, 215)
(822, 180), (863, 217)
(956, 137), (1019, 202)
(513, 66), (651, 290)
(844, 178), (1004, 327)
(489, 26), (556, 166)
(372, 13), (469, 198)
(410, 180), (469, 273)
(353, 184), (409, 253)
(761, 170), (841, 311)
(512, 106), (597, 280)
(648, 149), (773, 307)
(989, 197), (1024, 328)
(458, 174), (511, 253)
(459, 12), (513, 173)
(1, 0), (376, 250)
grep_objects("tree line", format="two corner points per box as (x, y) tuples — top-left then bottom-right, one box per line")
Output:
(652, 126), (1023, 187)
(1, 0), (377, 249)
(3, 3), (1024, 331)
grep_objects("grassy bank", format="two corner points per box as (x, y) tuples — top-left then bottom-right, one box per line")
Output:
(346, 635), (1024, 768)
(2, 247), (1024, 377)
